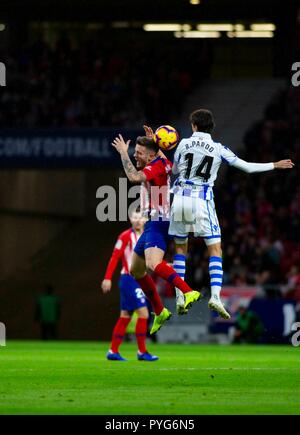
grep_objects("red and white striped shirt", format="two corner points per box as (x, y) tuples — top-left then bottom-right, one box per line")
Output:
(104, 228), (139, 279)
(141, 156), (173, 220)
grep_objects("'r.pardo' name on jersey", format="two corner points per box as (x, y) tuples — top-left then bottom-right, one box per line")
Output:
(185, 139), (215, 154)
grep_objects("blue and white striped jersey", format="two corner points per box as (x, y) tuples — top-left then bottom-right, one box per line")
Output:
(173, 131), (274, 197)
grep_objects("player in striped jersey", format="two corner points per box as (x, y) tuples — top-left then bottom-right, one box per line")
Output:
(101, 211), (159, 361)
(169, 109), (294, 319)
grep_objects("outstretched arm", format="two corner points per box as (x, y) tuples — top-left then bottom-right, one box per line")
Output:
(112, 134), (146, 183)
(231, 157), (294, 174)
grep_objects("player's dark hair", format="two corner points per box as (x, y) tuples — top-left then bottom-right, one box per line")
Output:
(189, 109), (215, 133)
(136, 136), (159, 153)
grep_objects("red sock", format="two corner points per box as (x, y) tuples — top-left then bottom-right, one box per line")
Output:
(136, 274), (164, 315)
(135, 318), (148, 353)
(154, 261), (192, 294)
(110, 317), (131, 353)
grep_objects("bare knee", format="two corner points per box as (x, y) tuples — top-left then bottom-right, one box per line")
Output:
(130, 266), (145, 280)
(213, 247), (222, 257)
(120, 310), (131, 318)
(130, 264), (137, 277)
(146, 260), (160, 273)
(174, 239), (188, 255)
(145, 248), (164, 272)
(130, 253), (146, 279)
(136, 307), (149, 319)
(208, 244), (222, 258)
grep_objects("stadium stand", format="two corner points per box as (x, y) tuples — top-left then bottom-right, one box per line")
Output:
(0, 32), (212, 128)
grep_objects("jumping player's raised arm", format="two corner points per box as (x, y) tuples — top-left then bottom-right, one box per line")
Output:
(112, 134), (147, 183)
(220, 145), (294, 173)
(143, 125), (168, 160)
(232, 158), (294, 172)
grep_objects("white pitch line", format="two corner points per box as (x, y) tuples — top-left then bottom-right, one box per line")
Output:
(102, 367), (300, 371)
(152, 367), (300, 371)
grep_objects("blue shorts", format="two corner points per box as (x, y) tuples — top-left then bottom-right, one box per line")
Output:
(119, 274), (147, 312)
(134, 220), (170, 258)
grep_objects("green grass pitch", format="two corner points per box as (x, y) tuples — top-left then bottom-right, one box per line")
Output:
(0, 341), (299, 415)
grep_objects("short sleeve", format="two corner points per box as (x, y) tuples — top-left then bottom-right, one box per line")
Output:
(220, 145), (238, 165)
(114, 238), (123, 250)
(114, 230), (130, 251)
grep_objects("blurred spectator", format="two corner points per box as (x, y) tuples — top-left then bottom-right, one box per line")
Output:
(231, 305), (264, 344)
(283, 266), (300, 301)
(0, 32), (211, 128)
(35, 285), (60, 340)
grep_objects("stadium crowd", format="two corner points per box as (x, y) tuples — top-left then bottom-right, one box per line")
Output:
(0, 32), (212, 128)
(187, 86), (300, 298)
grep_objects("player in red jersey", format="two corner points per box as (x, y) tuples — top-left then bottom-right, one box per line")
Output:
(101, 211), (159, 361)
(111, 130), (201, 335)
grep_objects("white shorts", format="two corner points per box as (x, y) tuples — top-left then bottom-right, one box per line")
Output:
(168, 189), (221, 246)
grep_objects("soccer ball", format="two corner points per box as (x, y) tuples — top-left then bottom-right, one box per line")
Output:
(154, 125), (179, 151)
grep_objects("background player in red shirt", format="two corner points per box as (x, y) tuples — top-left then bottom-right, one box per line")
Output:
(111, 132), (201, 335)
(101, 211), (159, 361)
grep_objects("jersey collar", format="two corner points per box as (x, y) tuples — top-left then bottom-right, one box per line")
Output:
(149, 156), (161, 165)
(191, 131), (212, 139)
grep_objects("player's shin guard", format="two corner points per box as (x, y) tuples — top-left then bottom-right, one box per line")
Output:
(135, 318), (148, 353)
(136, 275), (164, 315)
(154, 261), (192, 294)
(209, 256), (223, 299)
(110, 317), (131, 353)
